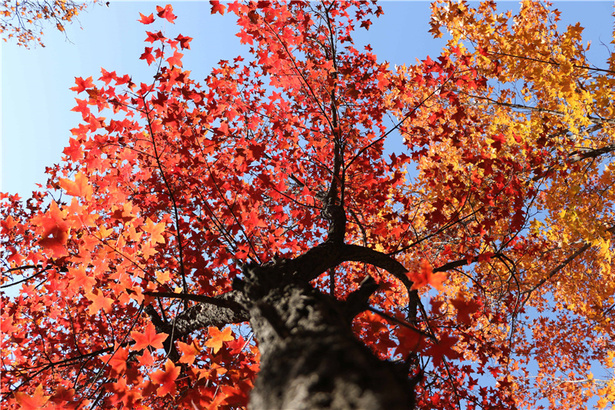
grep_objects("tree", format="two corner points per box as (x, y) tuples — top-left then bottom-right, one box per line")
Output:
(1, 0), (99, 47)
(1, 1), (614, 408)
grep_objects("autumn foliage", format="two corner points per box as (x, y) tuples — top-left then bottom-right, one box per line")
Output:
(1, 0), (614, 408)
(1, 0), (98, 47)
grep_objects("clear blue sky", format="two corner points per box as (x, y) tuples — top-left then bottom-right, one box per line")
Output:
(1, 1), (613, 199)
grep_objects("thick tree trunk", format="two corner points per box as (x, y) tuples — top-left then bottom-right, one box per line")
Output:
(237, 263), (416, 410)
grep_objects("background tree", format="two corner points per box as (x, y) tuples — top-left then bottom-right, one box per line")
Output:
(1, 0), (99, 47)
(1, 1), (614, 409)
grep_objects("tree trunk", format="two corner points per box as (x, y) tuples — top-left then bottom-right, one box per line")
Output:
(237, 262), (416, 409)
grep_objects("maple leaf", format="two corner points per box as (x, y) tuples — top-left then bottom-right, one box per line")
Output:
(102, 347), (130, 375)
(451, 297), (481, 326)
(85, 289), (114, 315)
(49, 386), (75, 404)
(70, 76), (94, 93)
(156, 4), (176, 23)
(68, 266), (96, 293)
(99, 68), (116, 85)
(59, 171), (93, 200)
(14, 385), (50, 409)
(177, 340), (200, 364)
(140, 47), (156, 65)
(423, 334), (461, 367)
(166, 50), (183, 67)
(145, 30), (165, 43)
(62, 137), (83, 161)
(360, 19), (372, 30)
(491, 133), (506, 150)
(143, 217), (165, 244)
(131, 322), (168, 351)
(210, 0), (226, 15)
(176, 34), (192, 50)
(138, 349), (155, 367)
(71, 98), (90, 119)
(237, 29), (254, 45)
(395, 326), (424, 358)
(409, 259), (447, 291)
(138, 13), (155, 24)
(35, 201), (69, 258)
(205, 326), (234, 353)
(151, 359), (180, 396)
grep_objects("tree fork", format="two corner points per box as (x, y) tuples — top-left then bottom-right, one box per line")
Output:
(234, 261), (416, 409)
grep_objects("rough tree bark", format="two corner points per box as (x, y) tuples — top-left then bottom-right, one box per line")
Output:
(148, 205), (419, 408)
(234, 260), (416, 409)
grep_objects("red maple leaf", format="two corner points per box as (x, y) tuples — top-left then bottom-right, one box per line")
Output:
(451, 297), (481, 326)
(145, 30), (165, 44)
(491, 133), (506, 150)
(166, 50), (183, 67)
(395, 327), (424, 358)
(131, 322), (168, 351)
(103, 347), (130, 375)
(99, 68), (116, 85)
(176, 34), (192, 50)
(140, 47), (156, 65)
(138, 13), (155, 24)
(70, 76), (94, 93)
(35, 202), (69, 258)
(210, 0), (226, 15)
(423, 334), (461, 367)
(156, 4), (176, 23)
(71, 98), (90, 119)
(151, 359), (180, 396)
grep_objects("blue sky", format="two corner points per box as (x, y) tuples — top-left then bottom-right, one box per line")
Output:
(1, 1), (613, 199)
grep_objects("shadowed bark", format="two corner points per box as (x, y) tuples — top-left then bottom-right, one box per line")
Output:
(237, 262), (416, 409)
(146, 210), (420, 408)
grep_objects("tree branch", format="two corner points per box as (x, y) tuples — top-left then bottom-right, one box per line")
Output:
(157, 290), (249, 337)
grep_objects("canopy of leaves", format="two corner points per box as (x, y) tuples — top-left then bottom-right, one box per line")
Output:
(1, 1), (614, 408)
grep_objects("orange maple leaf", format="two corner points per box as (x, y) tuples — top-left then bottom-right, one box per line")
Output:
(85, 289), (114, 315)
(131, 322), (168, 351)
(143, 217), (165, 244)
(205, 326), (234, 354)
(138, 349), (155, 367)
(151, 359), (180, 396)
(59, 171), (93, 200)
(177, 340), (200, 364)
(14, 385), (50, 409)
(409, 259), (447, 291)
